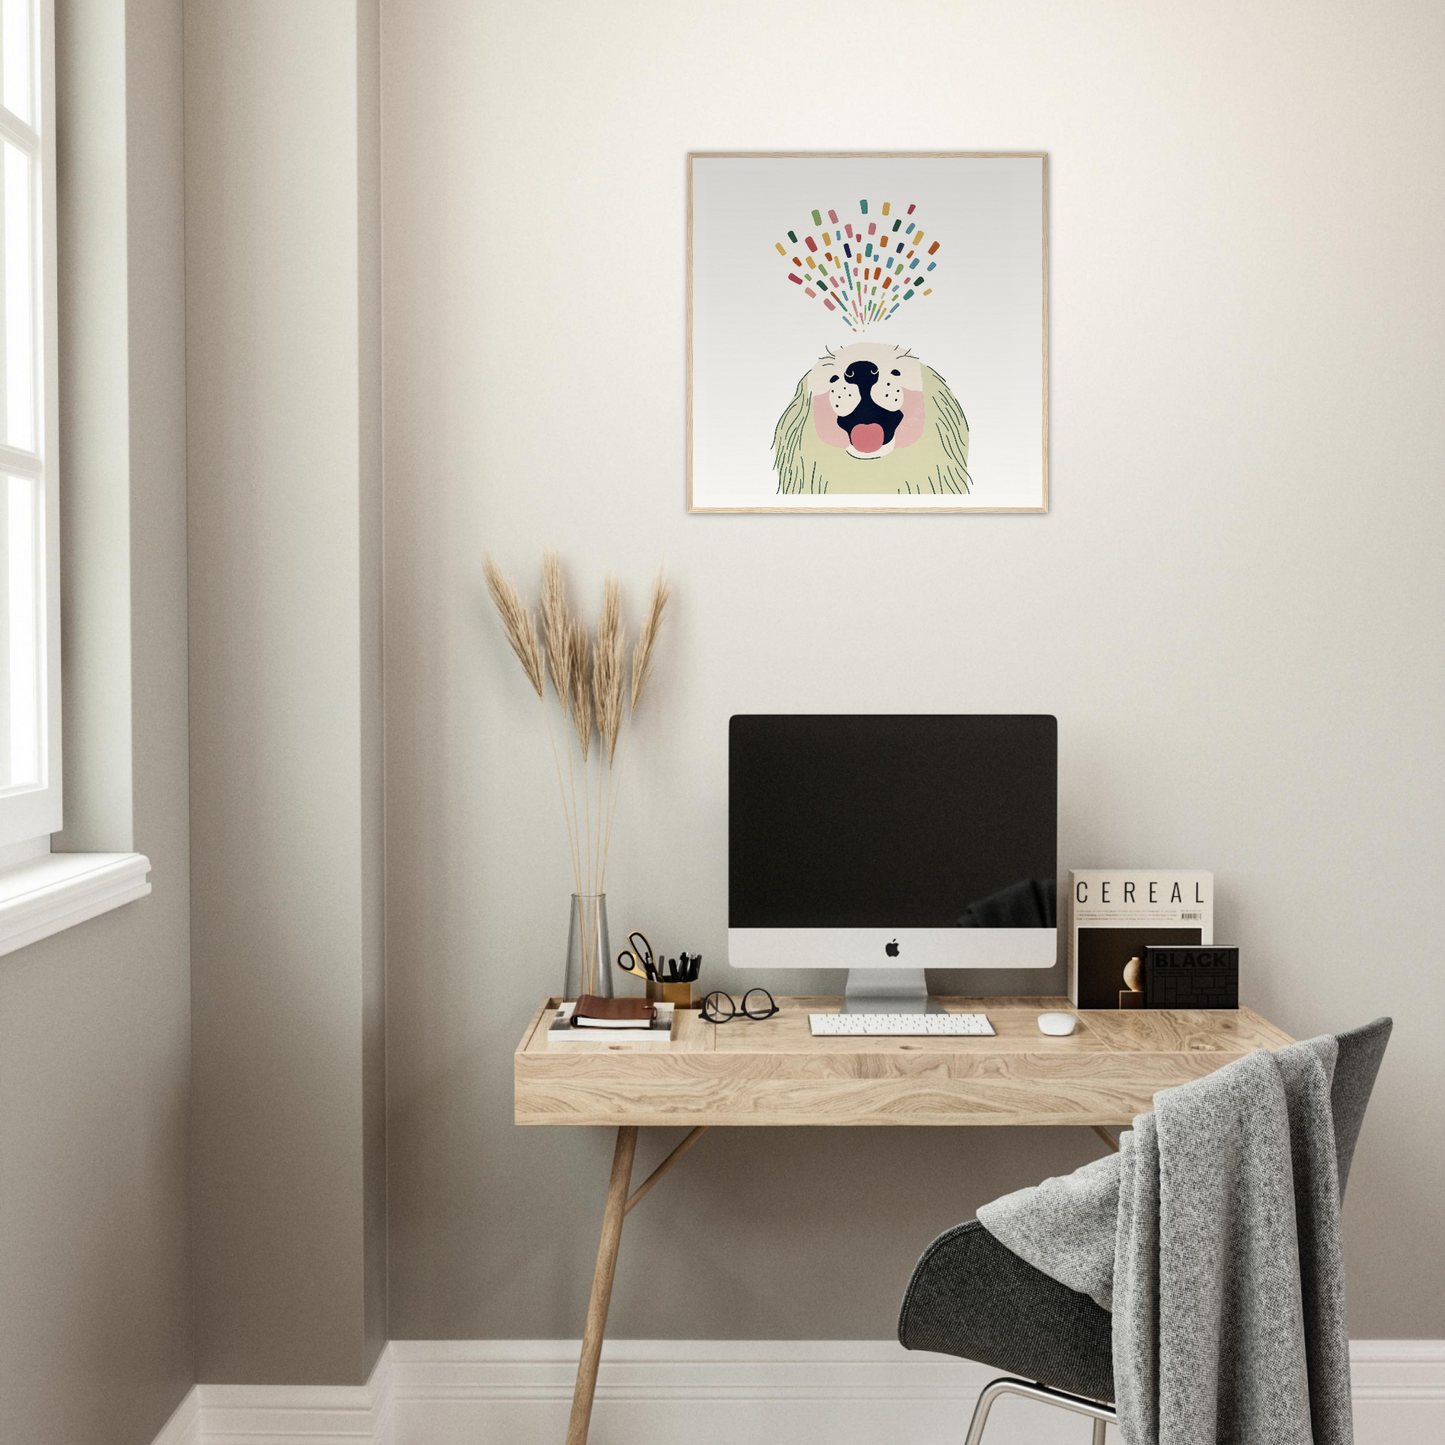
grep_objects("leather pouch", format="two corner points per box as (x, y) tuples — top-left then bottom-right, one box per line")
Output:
(572, 995), (657, 1027)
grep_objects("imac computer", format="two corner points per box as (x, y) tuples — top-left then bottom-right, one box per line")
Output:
(728, 714), (1058, 1013)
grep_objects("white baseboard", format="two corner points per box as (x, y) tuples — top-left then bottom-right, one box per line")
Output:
(150, 1353), (394, 1445)
(150, 1385), (200, 1445)
(150, 1339), (1445, 1445)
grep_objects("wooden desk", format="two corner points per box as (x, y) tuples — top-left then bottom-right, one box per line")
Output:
(514, 995), (1293, 1444)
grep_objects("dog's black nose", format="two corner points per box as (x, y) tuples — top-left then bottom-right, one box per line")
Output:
(843, 359), (878, 393)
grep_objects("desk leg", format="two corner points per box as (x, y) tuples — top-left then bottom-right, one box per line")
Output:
(566, 1125), (638, 1445)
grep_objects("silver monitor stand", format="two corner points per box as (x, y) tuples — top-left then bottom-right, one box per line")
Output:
(841, 967), (942, 1015)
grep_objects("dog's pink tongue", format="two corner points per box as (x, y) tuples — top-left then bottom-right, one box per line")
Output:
(850, 423), (885, 454)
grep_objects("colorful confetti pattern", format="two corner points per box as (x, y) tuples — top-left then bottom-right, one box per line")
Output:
(776, 199), (939, 333)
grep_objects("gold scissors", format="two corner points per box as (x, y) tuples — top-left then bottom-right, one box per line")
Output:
(616, 930), (657, 982)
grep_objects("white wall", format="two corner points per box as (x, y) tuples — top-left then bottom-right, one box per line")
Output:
(381, 0), (1445, 1342)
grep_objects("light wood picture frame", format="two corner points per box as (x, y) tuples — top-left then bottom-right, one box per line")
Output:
(687, 152), (1048, 514)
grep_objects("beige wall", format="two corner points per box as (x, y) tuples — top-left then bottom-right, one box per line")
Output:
(357, 0), (388, 1379)
(186, 0), (385, 1386)
(381, 0), (1445, 1343)
(0, 2), (193, 1443)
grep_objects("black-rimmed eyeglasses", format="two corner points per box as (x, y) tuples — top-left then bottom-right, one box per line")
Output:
(700, 988), (778, 1023)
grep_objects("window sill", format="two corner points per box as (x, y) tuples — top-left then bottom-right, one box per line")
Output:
(0, 852), (152, 958)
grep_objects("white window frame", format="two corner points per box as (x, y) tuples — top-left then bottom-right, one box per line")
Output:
(0, 0), (149, 955)
(0, 0), (59, 853)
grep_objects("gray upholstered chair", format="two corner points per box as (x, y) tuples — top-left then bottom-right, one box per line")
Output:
(898, 1018), (1392, 1443)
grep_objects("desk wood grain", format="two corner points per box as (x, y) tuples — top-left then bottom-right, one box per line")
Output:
(514, 996), (1294, 1128)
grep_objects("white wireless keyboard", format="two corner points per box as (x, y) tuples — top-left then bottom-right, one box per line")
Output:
(808, 1012), (994, 1037)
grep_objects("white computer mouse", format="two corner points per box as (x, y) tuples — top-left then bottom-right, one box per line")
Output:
(1037, 1011), (1078, 1037)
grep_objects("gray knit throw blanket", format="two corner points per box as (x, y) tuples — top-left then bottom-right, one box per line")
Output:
(977, 1038), (1353, 1445)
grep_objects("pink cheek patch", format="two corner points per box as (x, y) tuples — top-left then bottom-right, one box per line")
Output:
(891, 390), (926, 450)
(811, 392), (849, 448)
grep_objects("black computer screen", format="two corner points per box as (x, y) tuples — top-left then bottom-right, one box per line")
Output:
(728, 715), (1057, 928)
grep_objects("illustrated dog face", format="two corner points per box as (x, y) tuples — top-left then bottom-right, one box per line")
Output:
(808, 342), (926, 460)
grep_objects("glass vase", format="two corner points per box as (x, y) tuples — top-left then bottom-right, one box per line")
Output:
(564, 893), (612, 1001)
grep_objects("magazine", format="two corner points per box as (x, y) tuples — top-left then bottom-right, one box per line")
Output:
(1068, 870), (1213, 1009)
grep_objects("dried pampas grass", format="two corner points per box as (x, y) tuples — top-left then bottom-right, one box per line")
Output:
(567, 618), (593, 761)
(540, 550), (572, 707)
(631, 568), (669, 711)
(593, 578), (625, 766)
(483, 555), (544, 700)
(483, 551), (670, 920)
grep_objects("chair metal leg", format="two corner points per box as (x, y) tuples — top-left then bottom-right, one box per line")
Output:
(963, 1377), (1117, 1445)
(962, 1379), (1007, 1445)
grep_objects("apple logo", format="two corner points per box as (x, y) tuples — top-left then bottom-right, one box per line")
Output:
(885, 939), (900, 957)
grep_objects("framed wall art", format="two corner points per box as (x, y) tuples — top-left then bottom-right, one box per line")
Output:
(687, 152), (1048, 514)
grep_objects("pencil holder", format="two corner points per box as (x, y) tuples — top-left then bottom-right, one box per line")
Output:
(647, 979), (694, 1009)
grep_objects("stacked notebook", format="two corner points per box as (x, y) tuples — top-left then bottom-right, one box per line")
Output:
(546, 997), (676, 1045)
